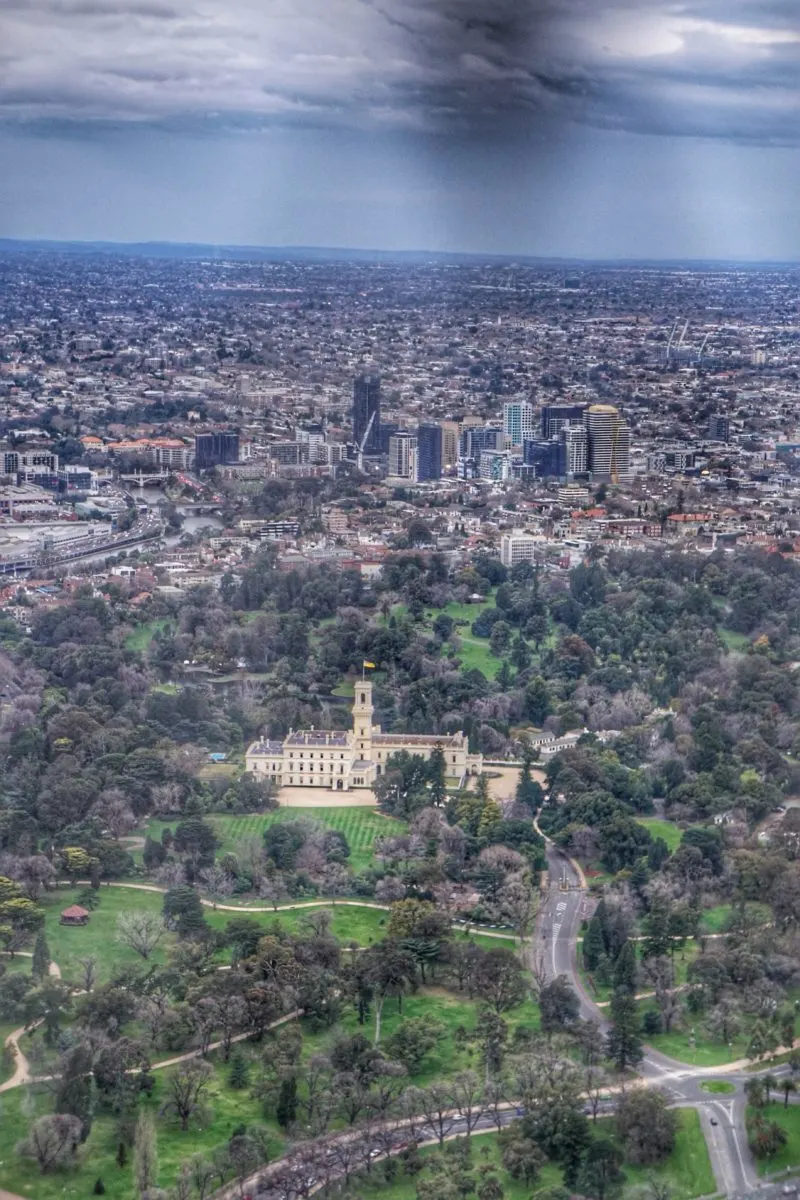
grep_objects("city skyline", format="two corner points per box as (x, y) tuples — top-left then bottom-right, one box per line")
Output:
(0, 0), (798, 260)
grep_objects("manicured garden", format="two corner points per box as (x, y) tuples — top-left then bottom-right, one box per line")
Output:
(147, 805), (407, 873)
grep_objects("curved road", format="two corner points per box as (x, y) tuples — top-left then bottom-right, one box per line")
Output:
(536, 836), (759, 1196)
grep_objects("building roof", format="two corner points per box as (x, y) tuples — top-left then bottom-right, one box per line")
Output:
(373, 733), (462, 747)
(61, 904), (89, 918)
(248, 740), (284, 754)
(285, 731), (349, 747)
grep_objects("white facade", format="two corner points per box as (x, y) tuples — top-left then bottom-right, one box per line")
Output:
(562, 425), (588, 477)
(500, 532), (540, 567)
(503, 401), (535, 446)
(388, 432), (418, 481)
(245, 681), (482, 794)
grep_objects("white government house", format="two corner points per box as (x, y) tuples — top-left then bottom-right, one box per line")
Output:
(245, 680), (483, 793)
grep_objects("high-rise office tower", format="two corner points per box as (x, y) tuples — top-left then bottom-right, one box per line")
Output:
(439, 421), (459, 470)
(416, 424), (442, 482)
(522, 438), (566, 478)
(585, 405), (631, 482)
(353, 373), (381, 454)
(503, 401), (535, 446)
(562, 424), (588, 477)
(541, 403), (587, 440)
(195, 431), (240, 470)
(708, 414), (730, 442)
(388, 431), (417, 480)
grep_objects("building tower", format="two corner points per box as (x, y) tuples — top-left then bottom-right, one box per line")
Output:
(388, 431), (417, 480)
(585, 404), (631, 482)
(353, 373), (381, 454)
(416, 424), (442, 481)
(503, 401), (535, 446)
(562, 424), (588, 477)
(352, 681), (374, 761)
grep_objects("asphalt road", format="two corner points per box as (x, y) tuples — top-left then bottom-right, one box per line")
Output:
(535, 840), (759, 1197)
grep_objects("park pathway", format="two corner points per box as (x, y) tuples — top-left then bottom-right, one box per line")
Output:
(71, 880), (518, 938)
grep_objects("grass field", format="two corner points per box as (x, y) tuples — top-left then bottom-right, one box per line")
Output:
(754, 1102), (800, 1176)
(645, 1022), (750, 1067)
(698, 902), (771, 934)
(719, 627), (751, 652)
(302, 985), (541, 1089)
(39, 886), (171, 987)
(0, 1056), (284, 1200)
(339, 1109), (713, 1200)
(205, 901), (391, 947)
(148, 806), (408, 873)
(581, 940), (699, 1006)
(636, 816), (683, 853)
(124, 617), (174, 652)
(700, 1080), (736, 1094)
(619, 1109), (716, 1199)
(342, 1131), (564, 1200)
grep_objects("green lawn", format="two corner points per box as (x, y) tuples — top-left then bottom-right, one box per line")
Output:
(148, 806), (408, 874)
(339, 1110), (713, 1200)
(700, 1080), (736, 1094)
(636, 817), (683, 853)
(206, 902), (390, 948)
(753, 1102), (800, 1176)
(719, 627), (751, 652)
(124, 617), (174, 652)
(581, 940), (699, 1006)
(698, 903), (771, 934)
(0, 1057), (283, 1199)
(302, 986), (541, 1089)
(40, 886), (172, 987)
(341, 1131), (564, 1200)
(618, 1109), (716, 1200)
(645, 1021), (750, 1067)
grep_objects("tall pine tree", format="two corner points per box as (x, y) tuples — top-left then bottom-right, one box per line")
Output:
(32, 930), (50, 979)
(606, 989), (643, 1071)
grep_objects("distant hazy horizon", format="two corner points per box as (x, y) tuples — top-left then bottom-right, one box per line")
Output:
(0, 236), (797, 269)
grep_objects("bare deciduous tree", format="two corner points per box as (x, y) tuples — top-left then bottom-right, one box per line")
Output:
(116, 910), (166, 960)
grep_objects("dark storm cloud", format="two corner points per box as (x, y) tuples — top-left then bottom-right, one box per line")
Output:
(0, 0), (797, 144)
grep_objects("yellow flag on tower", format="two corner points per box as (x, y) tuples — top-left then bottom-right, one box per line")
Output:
(362, 660), (376, 669)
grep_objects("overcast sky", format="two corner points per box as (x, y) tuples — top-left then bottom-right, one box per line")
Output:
(0, 0), (798, 258)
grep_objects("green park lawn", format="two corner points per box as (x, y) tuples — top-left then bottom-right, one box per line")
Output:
(344, 1131), (564, 1200)
(754, 1102), (800, 1176)
(619, 1109), (716, 1199)
(0, 1056), (284, 1200)
(205, 900), (390, 947)
(39, 886), (171, 987)
(644, 1018), (750, 1067)
(124, 617), (174, 652)
(698, 902), (772, 934)
(302, 985), (541, 1089)
(581, 939), (699, 1006)
(719, 627), (751, 652)
(636, 816), (683, 853)
(342, 1110), (713, 1200)
(147, 806), (407, 874)
(700, 1080), (736, 1094)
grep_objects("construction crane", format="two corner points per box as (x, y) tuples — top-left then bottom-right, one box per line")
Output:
(698, 331), (711, 357)
(357, 410), (377, 472)
(676, 318), (689, 350)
